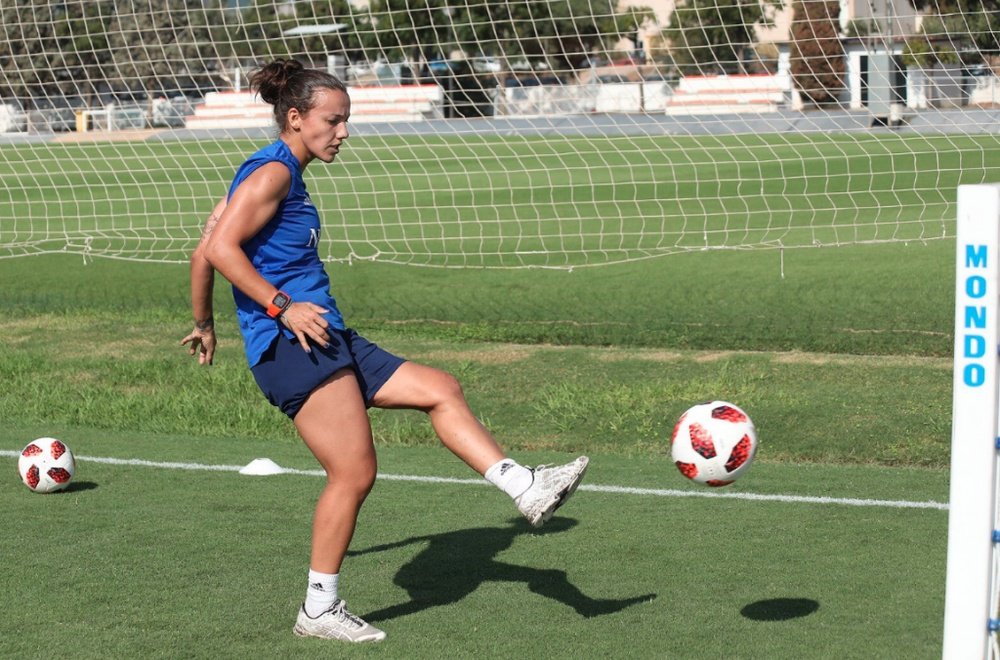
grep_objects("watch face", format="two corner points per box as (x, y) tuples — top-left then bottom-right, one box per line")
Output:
(273, 292), (290, 308)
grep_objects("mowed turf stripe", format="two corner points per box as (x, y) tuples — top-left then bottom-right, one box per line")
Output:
(1, 449), (949, 511)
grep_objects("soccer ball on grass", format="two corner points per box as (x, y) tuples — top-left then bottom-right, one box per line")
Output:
(671, 401), (757, 487)
(18, 437), (76, 493)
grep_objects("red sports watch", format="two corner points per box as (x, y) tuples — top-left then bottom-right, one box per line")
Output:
(266, 291), (292, 319)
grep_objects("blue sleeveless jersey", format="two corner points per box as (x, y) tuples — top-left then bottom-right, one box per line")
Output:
(227, 140), (346, 367)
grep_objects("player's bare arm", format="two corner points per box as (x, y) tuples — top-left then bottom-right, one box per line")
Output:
(181, 197), (227, 365)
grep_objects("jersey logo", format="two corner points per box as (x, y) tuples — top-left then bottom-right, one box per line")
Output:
(308, 227), (320, 248)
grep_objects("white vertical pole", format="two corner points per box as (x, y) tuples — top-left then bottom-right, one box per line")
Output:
(943, 184), (1000, 660)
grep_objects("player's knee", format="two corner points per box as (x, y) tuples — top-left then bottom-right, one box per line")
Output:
(422, 368), (465, 410)
(359, 458), (378, 493)
(325, 458), (377, 498)
(412, 369), (465, 413)
(342, 471), (376, 503)
(355, 474), (376, 501)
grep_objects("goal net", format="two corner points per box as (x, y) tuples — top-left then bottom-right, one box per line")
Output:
(0, 0), (998, 268)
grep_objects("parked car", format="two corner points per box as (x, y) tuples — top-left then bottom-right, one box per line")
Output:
(642, 71), (676, 83)
(0, 100), (27, 132)
(595, 74), (635, 84)
(503, 74), (564, 87)
(151, 96), (190, 128)
(27, 96), (86, 132)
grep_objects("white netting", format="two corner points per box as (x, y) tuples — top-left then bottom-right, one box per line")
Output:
(0, 0), (998, 268)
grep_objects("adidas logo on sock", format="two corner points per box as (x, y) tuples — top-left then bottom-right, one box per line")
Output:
(499, 462), (513, 476)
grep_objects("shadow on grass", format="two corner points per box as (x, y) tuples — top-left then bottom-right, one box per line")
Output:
(349, 517), (655, 621)
(740, 598), (820, 621)
(60, 481), (99, 493)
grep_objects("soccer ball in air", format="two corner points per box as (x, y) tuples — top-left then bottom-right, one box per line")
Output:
(671, 401), (757, 487)
(18, 437), (76, 493)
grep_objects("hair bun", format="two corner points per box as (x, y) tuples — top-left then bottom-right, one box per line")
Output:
(281, 59), (304, 78)
(252, 58), (304, 105)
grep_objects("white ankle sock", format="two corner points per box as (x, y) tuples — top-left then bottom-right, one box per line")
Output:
(484, 459), (534, 500)
(304, 570), (339, 618)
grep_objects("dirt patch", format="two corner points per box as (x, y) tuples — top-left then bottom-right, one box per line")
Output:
(595, 349), (686, 362)
(834, 327), (949, 338)
(772, 351), (950, 368)
(692, 351), (742, 363)
(410, 347), (534, 365)
(0, 317), (74, 332)
(0, 316), (162, 359)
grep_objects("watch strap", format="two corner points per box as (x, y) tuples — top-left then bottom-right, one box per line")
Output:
(266, 291), (292, 319)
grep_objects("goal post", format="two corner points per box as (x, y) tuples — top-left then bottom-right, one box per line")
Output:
(944, 184), (1000, 659)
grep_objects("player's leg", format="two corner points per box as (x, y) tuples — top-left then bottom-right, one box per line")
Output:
(370, 361), (503, 473)
(370, 361), (589, 527)
(295, 367), (375, 573)
(291, 367), (385, 643)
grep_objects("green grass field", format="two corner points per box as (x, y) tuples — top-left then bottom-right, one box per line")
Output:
(0, 130), (969, 657)
(2, 240), (954, 658)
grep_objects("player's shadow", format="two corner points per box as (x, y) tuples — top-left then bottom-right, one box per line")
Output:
(740, 597), (820, 621)
(349, 517), (655, 622)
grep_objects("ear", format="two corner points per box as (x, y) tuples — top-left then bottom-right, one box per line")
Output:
(286, 107), (303, 131)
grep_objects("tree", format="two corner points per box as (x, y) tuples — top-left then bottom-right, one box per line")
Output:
(355, 0), (654, 73)
(663, 0), (776, 76)
(789, 0), (844, 106)
(105, 0), (228, 97)
(903, 0), (1000, 68)
(0, 1), (114, 102)
(0, 0), (234, 104)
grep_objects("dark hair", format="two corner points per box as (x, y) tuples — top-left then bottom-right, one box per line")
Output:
(249, 59), (348, 132)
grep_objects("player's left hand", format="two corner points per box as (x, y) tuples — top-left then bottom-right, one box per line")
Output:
(278, 302), (330, 352)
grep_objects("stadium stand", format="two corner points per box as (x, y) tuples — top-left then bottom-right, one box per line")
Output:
(183, 85), (445, 129)
(663, 74), (791, 115)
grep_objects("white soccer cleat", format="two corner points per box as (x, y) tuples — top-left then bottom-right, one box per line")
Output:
(515, 456), (589, 527)
(293, 600), (386, 643)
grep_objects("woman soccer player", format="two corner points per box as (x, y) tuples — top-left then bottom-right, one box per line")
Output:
(179, 59), (589, 644)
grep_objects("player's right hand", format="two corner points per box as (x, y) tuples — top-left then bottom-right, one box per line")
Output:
(278, 302), (331, 352)
(180, 326), (217, 366)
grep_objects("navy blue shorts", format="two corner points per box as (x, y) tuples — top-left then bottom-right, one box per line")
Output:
(250, 328), (406, 419)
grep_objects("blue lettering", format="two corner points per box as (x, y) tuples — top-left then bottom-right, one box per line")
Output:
(965, 335), (986, 358)
(966, 244), (988, 269)
(960, 248), (990, 388)
(965, 364), (986, 387)
(965, 306), (987, 329)
(967, 275), (987, 298)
